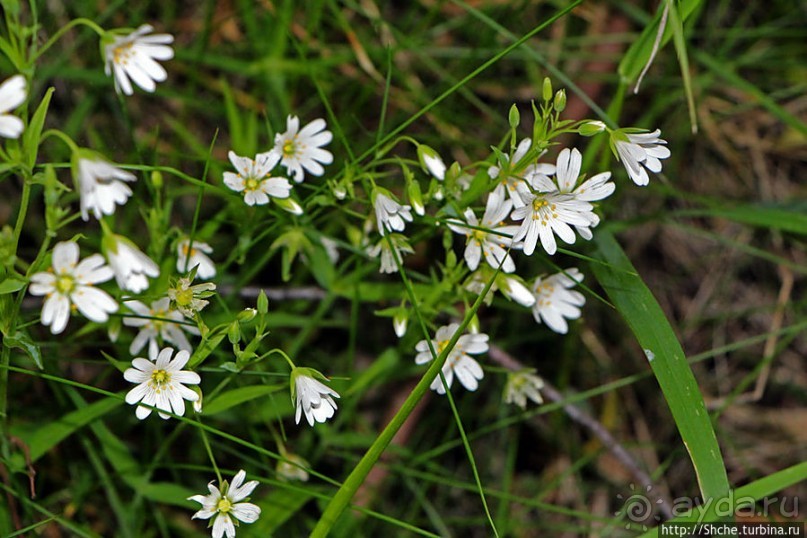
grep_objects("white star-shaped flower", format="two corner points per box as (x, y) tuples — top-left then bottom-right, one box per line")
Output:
(270, 115), (333, 182)
(415, 323), (489, 394)
(73, 154), (137, 221)
(0, 75), (27, 139)
(531, 268), (586, 334)
(510, 191), (594, 256)
(123, 298), (199, 357)
(104, 234), (159, 293)
(223, 151), (291, 206)
(291, 368), (340, 427)
(104, 24), (174, 95)
(28, 241), (118, 334)
(189, 469), (262, 538)
(123, 347), (200, 420)
(526, 147), (615, 240)
(448, 186), (519, 273)
(611, 129), (670, 186)
(177, 239), (216, 280)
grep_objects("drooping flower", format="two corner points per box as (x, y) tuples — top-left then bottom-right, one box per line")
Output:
(123, 298), (199, 357)
(123, 347), (200, 420)
(414, 323), (489, 394)
(448, 187), (519, 273)
(276, 453), (310, 483)
(223, 151), (291, 206)
(504, 370), (545, 409)
(167, 276), (216, 318)
(526, 147), (614, 240)
(28, 241), (118, 334)
(611, 128), (670, 186)
(462, 268), (535, 307)
(177, 239), (216, 280)
(103, 233), (159, 293)
(367, 234), (414, 274)
(72, 151), (137, 221)
(291, 367), (340, 427)
(373, 189), (413, 236)
(0, 75), (27, 139)
(189, 469), (261, 538)
(103, 24), (174, 95)
(531, 268), (586, 334)
(270, 115), (333, 183)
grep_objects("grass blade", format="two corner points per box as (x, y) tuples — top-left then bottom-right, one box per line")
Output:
(591, 232), (729, 511)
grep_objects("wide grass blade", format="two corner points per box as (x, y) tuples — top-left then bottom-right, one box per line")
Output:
(592, 232), (730, 514)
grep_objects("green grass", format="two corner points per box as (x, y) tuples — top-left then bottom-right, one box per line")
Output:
(1, 0), (805, 537)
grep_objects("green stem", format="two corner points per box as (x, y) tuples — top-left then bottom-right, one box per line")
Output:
(40, 129), (80, 154)
(310, 235), (500, 537)
(32, 18), (106, 62)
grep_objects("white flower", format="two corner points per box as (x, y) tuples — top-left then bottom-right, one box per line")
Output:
(504, 371), (545, 409)
(123, 347), (200, 420)
(123, 298), (199, 357)
(73, 155), (137, 221)
(612, 129), (670, 186)
(104, 24), (174, 95)
(189, 469), (261, 538)
(510, 191), (595, 256)
(526, 148), (614, 240)
(28, 241), (118, 335)
(270, 115), (333, 182)
(373, 190), (413, 236)
(367, 234), (414, 274)
(414, 323), (488, 394)
(177, 239), (216, 280)
(448, 187), (519, 273)
(488, 139), (552, 208)
(223, 151), (291, 206)
(168, 277), (216, 318)
(0, 75), (26, 139)
(291, 368), (340, 426)
(104, 234), (159, 292)
(531, 268), (585, 334)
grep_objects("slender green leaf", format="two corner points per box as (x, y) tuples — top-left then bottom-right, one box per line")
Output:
(619, 0), (702, 84)
(592, 232), (729, 510)
(10, 396), (122, 467)
(203, 384), (284, 415)
(22, 87), (54, 169)
(674, 205), (807, 235)
(0, 278), (25, 294)
(4, 331), (43, 369)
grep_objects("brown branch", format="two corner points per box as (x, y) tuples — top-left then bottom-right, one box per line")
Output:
(488, 343), (674, 519)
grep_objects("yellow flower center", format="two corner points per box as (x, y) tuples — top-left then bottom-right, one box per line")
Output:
(217, 497), (233, 514)
(282, 139), (297, 158)
(472, 229), (486, 242)
(113, 43), (134, 65)
(150, 369), (170, 390)
(175, 288), (194, 307)
(245, 177), (260, 191)
(532, 198), (548, 211)
(55, 274), (76, 295)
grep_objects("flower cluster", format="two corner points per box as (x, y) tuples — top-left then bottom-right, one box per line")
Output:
(8, 9), (673, 534)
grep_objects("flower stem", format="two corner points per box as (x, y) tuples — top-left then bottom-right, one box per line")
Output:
(33, 18), (106, 62)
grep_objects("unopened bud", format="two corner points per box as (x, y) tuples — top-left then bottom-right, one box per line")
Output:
(578, 120), (606, 137)
(553, 89), (566, 113)
(542, 77), (553, 102)
(508, 104), (520, 129)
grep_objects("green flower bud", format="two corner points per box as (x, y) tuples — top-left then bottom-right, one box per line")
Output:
(553, 89), (566, 113)
(508, 104), (520, 129)
(578, 120), (607, 137)
(542, 77), (553, 102)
